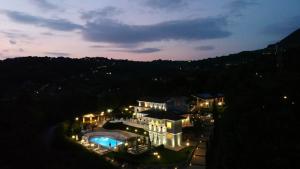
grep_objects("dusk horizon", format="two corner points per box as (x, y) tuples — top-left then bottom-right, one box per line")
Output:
(1, 0), (300, 61)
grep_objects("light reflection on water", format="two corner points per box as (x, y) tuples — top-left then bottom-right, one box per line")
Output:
(89, 136), (123, 148)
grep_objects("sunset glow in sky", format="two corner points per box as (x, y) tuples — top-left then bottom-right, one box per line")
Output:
(0, 0), (300, 61)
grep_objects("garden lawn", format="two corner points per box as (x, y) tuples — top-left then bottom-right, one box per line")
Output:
(105, 146), (194, 166)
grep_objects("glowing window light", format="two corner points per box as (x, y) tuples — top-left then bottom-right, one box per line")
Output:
(167, 122), (172, 129)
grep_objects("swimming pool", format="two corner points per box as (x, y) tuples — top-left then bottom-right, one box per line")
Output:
(89, 136), (123, 148)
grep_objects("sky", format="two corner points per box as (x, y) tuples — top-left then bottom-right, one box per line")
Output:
(0, 0), (300, 61)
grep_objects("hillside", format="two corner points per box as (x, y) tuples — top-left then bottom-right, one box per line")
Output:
(0, 28), (299, 169)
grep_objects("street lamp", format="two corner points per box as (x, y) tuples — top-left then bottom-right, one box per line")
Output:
(75, 117), (79, 121)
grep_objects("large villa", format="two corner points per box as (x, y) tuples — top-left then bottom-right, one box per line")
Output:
(131, 97), (191, 149)
(76, 93), (225, 153)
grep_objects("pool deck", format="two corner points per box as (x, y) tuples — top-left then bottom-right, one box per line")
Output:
(84, 128), (140, 142)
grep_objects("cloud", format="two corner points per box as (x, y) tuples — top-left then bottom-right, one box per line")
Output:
(195, 45), (215, 51)
(45, 52), (70, 56)
(129, 48), (161, 53)
(82, 17), (231, 44)
(263, 15), (300, 36)
(29, 0), (60, 11)
(0, 30), (32, 40)
(144, 0), (187, 9)
(9, 39), (17, 45)
(89, 45), (107, 48)
(3, 10), (82, 31)
(81, 6), (122, 20)
(19, 48), (24, 52)
(227, 0), (257, 16)
(110, 48), (161, 53)
(41, 32), (54, 36)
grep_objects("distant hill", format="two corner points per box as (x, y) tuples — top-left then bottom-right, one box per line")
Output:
(278, 28), (300, 47)
(268, 28), (300, 49)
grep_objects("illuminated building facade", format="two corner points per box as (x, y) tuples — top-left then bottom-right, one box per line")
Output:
(131, 97), (191, 149)
(140, 109), (184, 148)
(192, 93), (225, 109)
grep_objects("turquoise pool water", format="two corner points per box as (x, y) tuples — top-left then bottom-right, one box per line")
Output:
(89, 136), (123, 148)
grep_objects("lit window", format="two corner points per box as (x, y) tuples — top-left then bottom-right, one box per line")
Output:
(167, 122), (172, 129)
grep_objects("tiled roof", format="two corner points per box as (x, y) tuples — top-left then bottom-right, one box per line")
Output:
(141, 109), (185, 121)
(194, 93), (224, 99)
(137, 97), (170, 103)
